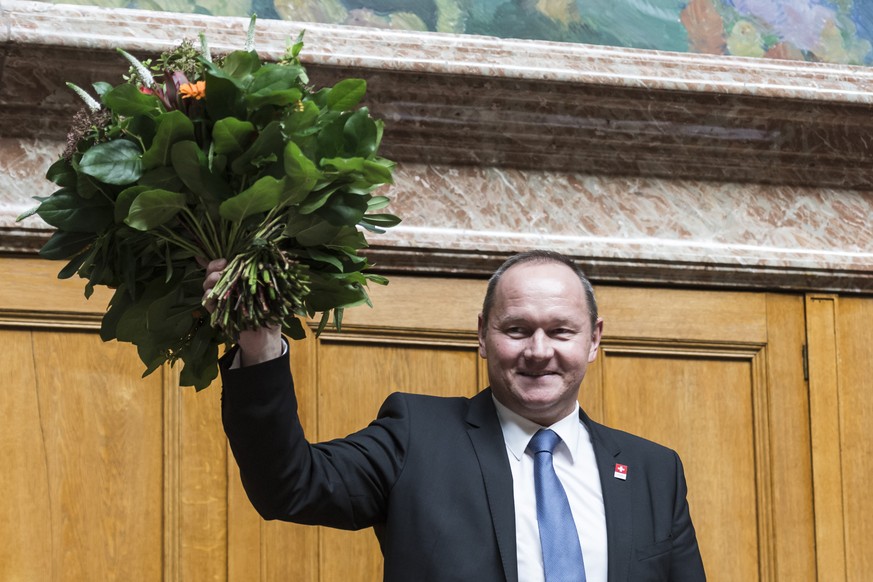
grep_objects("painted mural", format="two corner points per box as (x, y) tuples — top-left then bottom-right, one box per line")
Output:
(39, 0), (873, 65)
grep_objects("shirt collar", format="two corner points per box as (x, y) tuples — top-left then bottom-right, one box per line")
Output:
(492, 396), (581, 463)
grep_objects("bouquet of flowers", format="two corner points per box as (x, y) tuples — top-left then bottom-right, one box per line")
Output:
(18, 16), (400, 389)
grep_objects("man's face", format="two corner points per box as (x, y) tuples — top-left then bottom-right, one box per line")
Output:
(478, 261), (603, 426)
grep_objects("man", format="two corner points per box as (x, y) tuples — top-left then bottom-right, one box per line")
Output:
(211, 250), (706, 581)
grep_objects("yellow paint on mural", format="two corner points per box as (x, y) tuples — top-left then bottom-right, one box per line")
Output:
(726, 20), (765, 58)
(536, 0), (580, 25)
(436, 0), (466, 33)
(274, 0), (348, 25)
(813, 19), (872, 65)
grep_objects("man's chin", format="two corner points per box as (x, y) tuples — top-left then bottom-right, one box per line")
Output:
(513, 383), (568, 407)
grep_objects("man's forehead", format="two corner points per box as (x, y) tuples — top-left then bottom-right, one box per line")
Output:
(494, 261), (586, 297)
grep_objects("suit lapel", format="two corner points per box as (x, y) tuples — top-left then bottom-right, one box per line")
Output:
(580, 410), (633, 582)
(466, 389), (518, 582)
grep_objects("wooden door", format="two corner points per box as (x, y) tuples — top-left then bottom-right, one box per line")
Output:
(582, 288), (814, 582)
(805, 295), (873, 582)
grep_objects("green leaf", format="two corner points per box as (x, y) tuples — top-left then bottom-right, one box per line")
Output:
(343, 108), (379, 157)
(282, 316), (307, 341)
(180, 339), (219, 390)
(100, 286), (134, 341)
(217, 50), (261, 83)
(318, 192), (369, 227)
(39, 230), (96, 260)
(58, 246), (93, 279)
(212, 117), (255, 156)
(171, 141), (231, 202)
(141, 110), (195, 170)
(46, 158), (77, 187)
(138, 166), (184, 192)
(326, 226), (368, 252)
(115, 186), (150, 223)
(316, 113), (347, 157)
(320, 157), (393, 185)
(203, 72), (245, 120)
(284, 141), (320, 191)
(306, 277), (369, 312)
(116, 278), (176, 343)
(306, 247), (344, 270)
(360, 159), (395, 184)
(327, 78), (367, 111)
(92, 81), (113, 97)
(284, 100), (319, 135)
(285, 212), (342, 246)
(231, 121), (284, 175)
(365, 273), (390, 285)
(79, 140), (143, 185)
(367, 196), (391, 210)
(125, 189), (187, 230)
(103, 83), (162, 116)
(361, 213), (402, 227)
(247, 64), (304, 108)
(36, 189), (114, 233)
(299, 185), (341, 214)
(16, 204), (40, 222)
(219, 176), (283, 222)
(76, 172), (114, 200)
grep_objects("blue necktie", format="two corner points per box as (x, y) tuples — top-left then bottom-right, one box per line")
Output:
(528, 429), (587, 582)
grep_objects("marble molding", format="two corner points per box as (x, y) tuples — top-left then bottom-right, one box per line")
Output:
(1, 0), (872, 292)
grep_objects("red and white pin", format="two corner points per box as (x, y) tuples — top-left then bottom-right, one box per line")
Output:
(614, 463), (628, 480)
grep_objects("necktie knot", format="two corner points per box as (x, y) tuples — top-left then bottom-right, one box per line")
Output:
(528, 428), (561, 455)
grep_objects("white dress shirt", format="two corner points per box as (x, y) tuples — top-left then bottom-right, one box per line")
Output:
(492, 397), (608, 582)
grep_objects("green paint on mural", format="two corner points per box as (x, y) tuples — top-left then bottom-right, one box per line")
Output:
(34, 0), (873, 66)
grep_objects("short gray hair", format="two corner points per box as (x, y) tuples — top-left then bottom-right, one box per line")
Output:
(481, 250), (598, 332)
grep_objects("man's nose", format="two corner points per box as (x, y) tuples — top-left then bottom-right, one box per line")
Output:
(524, 329), (554, 360)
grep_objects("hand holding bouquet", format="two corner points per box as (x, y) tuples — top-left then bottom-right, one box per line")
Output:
(19, 17), (400, 389)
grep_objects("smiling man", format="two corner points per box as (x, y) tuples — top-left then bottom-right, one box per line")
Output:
(216, 249), (706, 582)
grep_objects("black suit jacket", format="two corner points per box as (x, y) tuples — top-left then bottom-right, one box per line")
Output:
(221, 350), (705, 582)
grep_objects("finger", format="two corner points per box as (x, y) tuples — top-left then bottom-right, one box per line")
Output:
(206, 258), (227, 273)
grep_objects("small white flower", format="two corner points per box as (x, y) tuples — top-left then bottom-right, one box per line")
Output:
(244, 14), (257, 52)
(117, 48), (156, 88)
(199, 32), (212, 63)
(65, 82), (101, 112)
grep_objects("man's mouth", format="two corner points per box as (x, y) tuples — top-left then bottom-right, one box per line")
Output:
(518, 371), (557, 377)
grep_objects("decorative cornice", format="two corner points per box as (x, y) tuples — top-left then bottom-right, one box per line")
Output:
(4, 0), (873, 187)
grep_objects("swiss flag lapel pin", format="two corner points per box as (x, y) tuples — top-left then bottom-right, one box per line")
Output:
(614, 463), (628, 480)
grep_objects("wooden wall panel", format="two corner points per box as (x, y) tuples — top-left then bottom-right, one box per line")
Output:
(764, 295), (815, 582)
(0, 329), (164, 580)
(179, 382), (227, 581)
(1, 258), (858, 582)
(602, 352), (761, 581)
(591, 289), (813, 582)
(0, 329), (53, 581)
(315, 341), (481, 582)
(835, 297), (873, 582)
(805, 295), (846, 580)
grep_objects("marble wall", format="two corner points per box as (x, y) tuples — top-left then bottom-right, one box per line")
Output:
(2, 0), (872, 291)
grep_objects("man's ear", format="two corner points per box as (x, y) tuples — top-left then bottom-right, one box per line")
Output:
(477, 313), (487, 359)
(588, 318), (604, 363)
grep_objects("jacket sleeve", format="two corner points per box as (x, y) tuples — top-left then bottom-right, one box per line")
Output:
(669, 452), (707, 581)
(220, 346), (409, 531)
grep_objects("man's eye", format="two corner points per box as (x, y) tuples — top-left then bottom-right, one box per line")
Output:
(505, 327), (527, 337)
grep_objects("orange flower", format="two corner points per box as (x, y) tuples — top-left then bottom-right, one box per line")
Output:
(179, 80), (206, 100)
